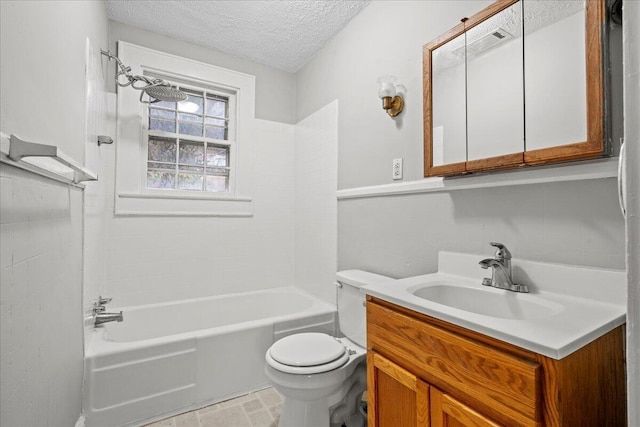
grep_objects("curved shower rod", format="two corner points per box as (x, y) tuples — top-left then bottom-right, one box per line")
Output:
(100, 49), (188, 104)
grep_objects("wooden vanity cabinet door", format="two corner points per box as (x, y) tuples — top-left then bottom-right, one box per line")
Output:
(431, 388), (501, 427)
(367, 352), (430, 427)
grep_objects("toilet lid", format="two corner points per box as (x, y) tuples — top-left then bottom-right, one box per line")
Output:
(269, 333), (346, 367)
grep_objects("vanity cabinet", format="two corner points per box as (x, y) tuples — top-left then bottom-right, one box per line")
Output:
(366, 297), (626, 427)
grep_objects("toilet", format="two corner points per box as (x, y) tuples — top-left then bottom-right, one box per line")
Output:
(264, 270), (392, 427)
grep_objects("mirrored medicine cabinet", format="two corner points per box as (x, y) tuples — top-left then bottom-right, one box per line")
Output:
(423, 0), (611, 177)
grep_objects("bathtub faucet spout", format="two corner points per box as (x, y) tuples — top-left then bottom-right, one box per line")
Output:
(95, 311), (124, 326)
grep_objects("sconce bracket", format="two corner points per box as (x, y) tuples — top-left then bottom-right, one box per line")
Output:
(385, 96), (404, 117)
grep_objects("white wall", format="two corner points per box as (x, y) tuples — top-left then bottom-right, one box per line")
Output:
(94, 25), (301, 306)
(339, 178), (625, 277)
(294, 101), (339, 304)
(0, 1), (108, 163)
(623, 1), (640, 424)
(97, 30), (339, 307)
(0, 167), (85, 427)
(103, 118), (296, 306)
(102, 102), (341, 307)
(83, 45), (115, 349)
(108, 21), (297, 125)
(0, 2), (109, 425)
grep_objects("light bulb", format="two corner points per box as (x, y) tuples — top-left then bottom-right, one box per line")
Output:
(178, 101), (200, 113)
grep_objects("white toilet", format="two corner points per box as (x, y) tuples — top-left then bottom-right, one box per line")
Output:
(265, 270), (391, 427)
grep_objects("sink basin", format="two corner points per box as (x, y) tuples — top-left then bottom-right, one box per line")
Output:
(361, 251), (626, 358)
(412, 283), (563, 320)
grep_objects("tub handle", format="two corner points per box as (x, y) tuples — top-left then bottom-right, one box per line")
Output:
(97, 296), (112, 305)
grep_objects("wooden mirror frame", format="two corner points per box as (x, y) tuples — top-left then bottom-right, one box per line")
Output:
(423, 0), (607, 178)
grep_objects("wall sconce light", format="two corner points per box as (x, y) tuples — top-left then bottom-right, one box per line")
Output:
(377, 75), (406, 118)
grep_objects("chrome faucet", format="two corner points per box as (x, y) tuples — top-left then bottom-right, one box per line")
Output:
(95, 311), (124, 326)
(479, 242), (529, 293)
(92, 296), (123, 326)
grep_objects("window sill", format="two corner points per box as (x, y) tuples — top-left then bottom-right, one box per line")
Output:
(115, 191), (253, 217)
(118, 191), (252, 202)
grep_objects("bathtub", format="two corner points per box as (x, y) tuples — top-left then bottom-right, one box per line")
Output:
(84, 287), (337, 427)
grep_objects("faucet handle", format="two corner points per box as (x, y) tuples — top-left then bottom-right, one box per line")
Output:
(97, 296), (112, 305)
(489, 242), (511, 260)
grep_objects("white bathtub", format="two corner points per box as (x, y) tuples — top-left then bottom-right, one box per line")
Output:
(84, 287), (337, 427)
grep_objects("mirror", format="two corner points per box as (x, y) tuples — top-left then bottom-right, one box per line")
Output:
(423, 0), (607, 177)
(466, 1), (524, 164)
(431, 32), (467, 167)
(524, 0), (587, 151)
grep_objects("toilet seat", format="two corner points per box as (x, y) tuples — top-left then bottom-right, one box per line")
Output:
(267, 333), (350, 374)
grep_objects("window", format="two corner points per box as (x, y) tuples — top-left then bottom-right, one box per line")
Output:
(114, 41), (256, 216)
(146, 89), (233, 192)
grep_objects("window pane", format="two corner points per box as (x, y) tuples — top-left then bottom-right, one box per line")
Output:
(179, 140), (204, 165)
(177, 172), (204, 191)
(153, 100), (176, 110)
(205, 125), (226, 140)
(147, 162), (174, 171)
(178, 122), (203, 137)
(178, 113), (201, 122)
(208, 168), (229, 176)
(179, 165), (204, 173)
(206, 175), (228, 192)
(150, 118), (176, 133)
(148, 138), (177, 162)
(206, 145), (229, 167)
(205, 97), (227, 118)
(147, 171), (176, 189)
(205, 117), (226, 127)
(178, 92), (204, 114)
(144, 86), (233, 194)
(149, 108), (175, 119)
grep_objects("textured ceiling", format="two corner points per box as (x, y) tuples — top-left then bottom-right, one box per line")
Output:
(106, 0), (371, 73)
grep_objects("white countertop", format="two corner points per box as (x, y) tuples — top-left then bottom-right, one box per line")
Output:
(363, 252), (626, 359)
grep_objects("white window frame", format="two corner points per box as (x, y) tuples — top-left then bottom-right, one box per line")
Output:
(114, 42), (255, 216)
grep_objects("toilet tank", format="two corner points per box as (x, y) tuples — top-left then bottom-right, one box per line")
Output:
(336, 270), (392, 348)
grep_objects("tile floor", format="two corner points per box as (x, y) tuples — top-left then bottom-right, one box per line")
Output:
(144, 387), (283, 427)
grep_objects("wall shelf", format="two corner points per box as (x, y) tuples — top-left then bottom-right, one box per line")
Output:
(337, 157), (619, 200)
(0, 133), (97, 186)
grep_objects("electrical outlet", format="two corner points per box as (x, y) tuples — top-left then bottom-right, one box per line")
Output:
(393, 158), (403, 180)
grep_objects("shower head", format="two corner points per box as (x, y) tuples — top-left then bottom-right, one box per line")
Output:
(144, 84), (188, 103)
(101, 49), (188, 104)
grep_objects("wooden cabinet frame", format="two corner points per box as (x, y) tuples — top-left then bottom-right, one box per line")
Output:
(423, 0), (608, 177)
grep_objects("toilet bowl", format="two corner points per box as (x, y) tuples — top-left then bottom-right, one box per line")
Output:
(264, 270), (392, 427)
